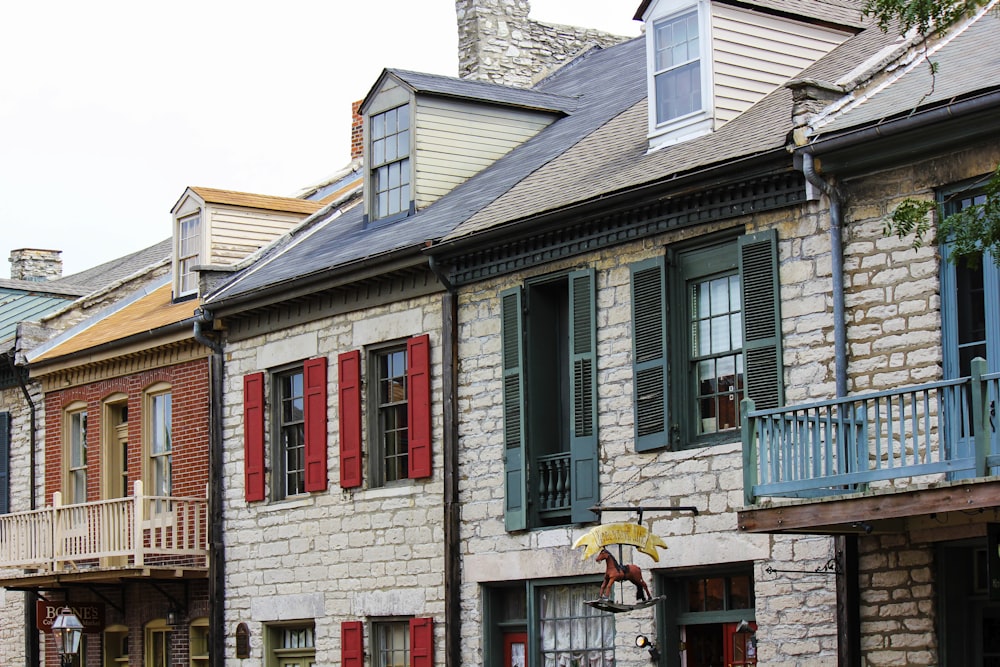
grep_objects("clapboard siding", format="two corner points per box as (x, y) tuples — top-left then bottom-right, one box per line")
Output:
(414, 96), (557, 209)
(207, 207), (307, 264)
(711, 3), (852, 123)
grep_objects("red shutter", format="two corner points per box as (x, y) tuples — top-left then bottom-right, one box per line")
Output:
(243, 373), (266, 502)
(303, 357), (328, 492)
(342, 620), (363, 667)
(410, 617), (433, 667)
(338, 350), (363, 488)
(406, 334), (432, 479)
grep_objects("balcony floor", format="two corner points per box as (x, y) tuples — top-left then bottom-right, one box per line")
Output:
(0, 565), (208, 589)
(737, 476), (1000, 537)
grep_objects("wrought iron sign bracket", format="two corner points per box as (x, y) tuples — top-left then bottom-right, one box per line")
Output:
(589, 505), (700, 526)
(765, 558), (841, 577)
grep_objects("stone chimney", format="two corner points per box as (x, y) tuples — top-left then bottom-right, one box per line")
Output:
(9, 248), (63, 282)
(351, 100), (364, 160)
(456, 0), (628, 88)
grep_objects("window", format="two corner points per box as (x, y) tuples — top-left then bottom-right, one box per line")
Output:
(656, 568), (756, 667)
(147, 390), (172, 498)
(484, 581), (614, 667)
(267, 623), (316, 667)
(630, 230), (782, 451)
(501, 270), (599, 530)
(243, 358), (328, 502)
(65, 404), (88, 504)
(940, 184), (1000, 471)
(177, 212), (202, 295)
(341, 618), (433, 667)
(275, 368), (306, 498)
(370, 104), (412, 220)
(653, 8), (702, 124)
(145, 619), (172, 667)
(338, 335), (432, 489)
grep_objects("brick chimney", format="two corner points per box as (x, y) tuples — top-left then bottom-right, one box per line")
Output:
(9, 248), (63, 282)
(456, 0), (627, 88)
(351, 100), (364, 160)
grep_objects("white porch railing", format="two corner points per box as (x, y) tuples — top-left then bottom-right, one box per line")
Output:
(0, 481), (208, 572)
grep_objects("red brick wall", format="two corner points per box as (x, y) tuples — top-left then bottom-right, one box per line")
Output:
(43, 358), (210, 504)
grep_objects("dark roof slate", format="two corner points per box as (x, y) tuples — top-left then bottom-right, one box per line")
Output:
(54, 238), (172, 292)
(385, 69), (580, 113)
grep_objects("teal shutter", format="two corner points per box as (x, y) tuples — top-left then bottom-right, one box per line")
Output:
(739, 229), (783, 409)
(501, 287), (528, 531)
(630, 257), (669, 451)
(568, 269), (599, 523)
(0, 412), (9, 514)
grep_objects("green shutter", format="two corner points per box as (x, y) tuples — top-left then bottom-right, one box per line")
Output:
(739, 229), (783, 410)
(0, 412), (9, 514)
(630, 257), (669, 451)
(501, 287), (528, 531)
(568, 269), (599, 523)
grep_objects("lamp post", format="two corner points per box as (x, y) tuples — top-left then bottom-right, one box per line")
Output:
(52, 607), (83, 667)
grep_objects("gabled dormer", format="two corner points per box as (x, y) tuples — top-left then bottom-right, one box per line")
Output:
(635, 0), (862, 149)
(359, 69), (577, 225)
(169, 187), (324, 300)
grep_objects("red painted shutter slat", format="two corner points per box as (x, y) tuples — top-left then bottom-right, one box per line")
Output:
(407, 334), (432, 479)
(342, 620), (363, 667)
(303, 357), (328, 492)
(243, 373), (266, 502)
(338, 350), (363, 488)
(410, 617), (433, 667)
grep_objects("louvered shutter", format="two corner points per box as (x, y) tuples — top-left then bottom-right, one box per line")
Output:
(500, 287), (528, 531)
(243, 373), (266, 502)
(407, 334), (432, 479)
(338, 351), (363, 488)
(630, 257), (670, 451)
(568, 269), (599, 523)
(303, 357), (328, 492)
(0, 412), (10, 514)
(739, 229), (784, 409)
(410, 617), (433, 667)
(342, 621), (363, 667)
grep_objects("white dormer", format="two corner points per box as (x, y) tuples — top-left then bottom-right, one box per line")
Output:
(169, 187), (324, 300)
(637, 0), (860, 150)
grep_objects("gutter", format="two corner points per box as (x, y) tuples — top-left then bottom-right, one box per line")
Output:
(193, 308), (225, 667)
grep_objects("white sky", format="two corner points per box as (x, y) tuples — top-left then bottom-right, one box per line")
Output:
(0, 1), (641, 278)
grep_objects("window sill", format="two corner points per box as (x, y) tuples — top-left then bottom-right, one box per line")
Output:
(258, 495), (314, 513)
(356, 483), (418, 501)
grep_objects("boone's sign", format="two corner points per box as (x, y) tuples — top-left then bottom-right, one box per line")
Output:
(36, 601), (105, 634)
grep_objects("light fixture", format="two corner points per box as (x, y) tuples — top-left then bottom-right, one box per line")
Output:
(635, 634), (661, 661)
(52, 607), (84, 667)
(167, 608), (181, 626)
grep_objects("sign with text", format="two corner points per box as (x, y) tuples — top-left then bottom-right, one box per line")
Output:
(36, 601), (105, 634)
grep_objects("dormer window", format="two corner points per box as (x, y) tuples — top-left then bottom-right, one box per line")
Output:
(370, 103), (412, 221)
(177, 212), (202, 296)
(653, 8), (701, 124)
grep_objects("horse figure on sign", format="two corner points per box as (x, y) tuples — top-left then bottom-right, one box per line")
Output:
(596, 547), (651, 602)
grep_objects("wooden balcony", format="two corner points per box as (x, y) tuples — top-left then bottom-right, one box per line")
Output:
(0, 481), (208, 587)
(739, 358), (1000, 535)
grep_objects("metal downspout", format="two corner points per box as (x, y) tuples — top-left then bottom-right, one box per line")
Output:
(5, 349), (39, 667)
(193, 310), (225, 667)
(800, 153), (859, 667)
(428, 255), (461, 667)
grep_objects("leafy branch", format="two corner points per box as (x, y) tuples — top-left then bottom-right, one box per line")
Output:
(884, 165), (1000, 266)
(863, 0), (988, 34)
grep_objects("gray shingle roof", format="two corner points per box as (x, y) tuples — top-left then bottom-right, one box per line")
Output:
(54, 238), (172, 292)
(634, 0), (865, 27)
(384, 69), (580, 113)
(811, 9), (1000, 135)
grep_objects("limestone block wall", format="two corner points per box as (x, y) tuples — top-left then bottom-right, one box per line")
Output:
(221, 295), (446, 666)
(455, 209), (840, 666)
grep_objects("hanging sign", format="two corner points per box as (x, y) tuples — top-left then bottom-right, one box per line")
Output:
(36, 601), (105, 634)
(572, 522), (667, 561)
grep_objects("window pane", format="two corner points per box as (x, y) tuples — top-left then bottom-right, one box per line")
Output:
(538, 583), (615, 666)
(372, 113), (385, 139)
(373, 138), (385, 165)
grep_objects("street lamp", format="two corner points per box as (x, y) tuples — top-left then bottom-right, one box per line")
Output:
(52, 607), (83, 667)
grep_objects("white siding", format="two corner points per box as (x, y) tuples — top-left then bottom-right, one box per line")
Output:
(206, 207), (306, 265)
(711, 4), (853, 124)
(413, 97), (557, 209)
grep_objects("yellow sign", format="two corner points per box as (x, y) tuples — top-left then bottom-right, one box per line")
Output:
(572, 522), (667, 562)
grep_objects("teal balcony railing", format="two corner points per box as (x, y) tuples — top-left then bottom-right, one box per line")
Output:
(743, 358), (999, 506)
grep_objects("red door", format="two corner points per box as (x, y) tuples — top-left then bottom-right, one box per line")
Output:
(504, 632), (528, 667)
(723, 621), (758, 666)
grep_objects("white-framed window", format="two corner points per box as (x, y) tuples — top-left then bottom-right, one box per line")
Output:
(177, 211), (202, 295)
(64, 403), (88, 504)
(370, 104), (411, 221)
(145, 385), (172, 503)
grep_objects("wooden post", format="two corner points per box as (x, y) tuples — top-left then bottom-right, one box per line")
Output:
(972, 357), (989, 477)
(741, 399), (757, 506)
(52, 491), (62, 572)
(133, 481), (145, 567)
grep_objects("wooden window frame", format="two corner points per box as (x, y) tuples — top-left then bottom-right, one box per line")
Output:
(369, 103), (413, 222)
(265, 622), (316, 667)
(63, 401), (88, 505)
(176, 211), (202, 296)
(272, 366), (307, 499)
(144, 618), (171, 667)
(143, 384), (172, 502)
